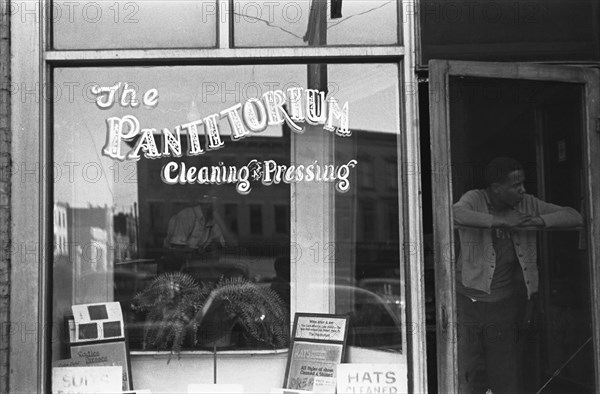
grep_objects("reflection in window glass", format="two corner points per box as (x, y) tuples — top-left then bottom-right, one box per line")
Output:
(358, 157), (375, 189)
(249, 204), (263, 234)
(51, 63), (405, 382)
(274, 204), (289, 234)
(233, 0), (399, 47)
(330, 63), (404, 356)
(225, 203), (239, 234)
(360, 200), (377, 241)
(52, 0), (217, 49)
(52, 66), (299, 360)
(387, 200), (399, 241)
(386, 159), (398, 190)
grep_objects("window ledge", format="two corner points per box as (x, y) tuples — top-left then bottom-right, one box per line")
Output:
(130, 348), (289, 359)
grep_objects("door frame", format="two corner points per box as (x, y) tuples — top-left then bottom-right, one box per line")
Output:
(428, 59), (600, 393)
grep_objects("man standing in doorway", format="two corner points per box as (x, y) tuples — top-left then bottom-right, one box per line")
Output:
(453, 157), (583, 393)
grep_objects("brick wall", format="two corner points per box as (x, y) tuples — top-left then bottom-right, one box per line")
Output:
(0, 0), (10, 392)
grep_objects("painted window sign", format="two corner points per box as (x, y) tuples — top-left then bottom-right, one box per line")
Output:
(95, 83), (356, 193)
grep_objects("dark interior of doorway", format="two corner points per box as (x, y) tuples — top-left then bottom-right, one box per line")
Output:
(420, 75), (595, 393)
(417, 75), (437, 392)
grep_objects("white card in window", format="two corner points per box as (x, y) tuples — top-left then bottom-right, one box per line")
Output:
(72, 302), (123, 323)
(294, 316), (347, 341)
(51, 366), (121, 394)
(71, 302), (125, 342)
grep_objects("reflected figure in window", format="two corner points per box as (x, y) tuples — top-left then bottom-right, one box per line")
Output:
(162, 196), (235, 272)
(453, 157), (583, 394)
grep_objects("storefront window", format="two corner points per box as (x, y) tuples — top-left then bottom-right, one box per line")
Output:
(233, 0), (400, 47)
(52, 0), (217, 49)
(52, 62), (405, 368)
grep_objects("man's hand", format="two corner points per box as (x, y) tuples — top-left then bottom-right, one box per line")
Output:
(521, 216), (546, 228)
(492, 209), (534, 228)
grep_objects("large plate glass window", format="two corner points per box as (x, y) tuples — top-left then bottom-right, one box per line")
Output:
(52, 63), (407, 388)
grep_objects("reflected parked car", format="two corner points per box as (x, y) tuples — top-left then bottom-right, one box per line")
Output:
(310, 283), (404, 352)
(360, 274), (436, 333)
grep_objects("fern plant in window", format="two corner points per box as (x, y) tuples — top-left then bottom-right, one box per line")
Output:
(132, 272), (289, 357)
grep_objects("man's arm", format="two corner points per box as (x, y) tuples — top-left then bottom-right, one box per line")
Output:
(453, 190), (531, 228)
(453, 191), (492, 228)
(529, 197), (583, 228)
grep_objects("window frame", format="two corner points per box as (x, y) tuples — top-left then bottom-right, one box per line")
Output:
(10, 1), (426, 392)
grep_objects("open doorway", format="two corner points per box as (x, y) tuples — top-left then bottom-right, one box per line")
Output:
(448, 76), (592, 393)
(428, 61), (600, 394)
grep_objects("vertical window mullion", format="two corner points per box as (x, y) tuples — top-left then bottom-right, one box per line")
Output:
(219, 0), (231, 49)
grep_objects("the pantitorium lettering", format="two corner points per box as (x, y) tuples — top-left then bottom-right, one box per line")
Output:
(98, 86), (351, 161)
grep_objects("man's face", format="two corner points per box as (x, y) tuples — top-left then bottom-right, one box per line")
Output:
(494, 170), (526, 207)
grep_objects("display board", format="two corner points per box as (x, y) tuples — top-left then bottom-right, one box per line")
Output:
(53, 302), (133, 391)
(283, 313), (349, 393)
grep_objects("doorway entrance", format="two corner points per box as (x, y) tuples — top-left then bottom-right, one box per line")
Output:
(428, 61), (600, 393)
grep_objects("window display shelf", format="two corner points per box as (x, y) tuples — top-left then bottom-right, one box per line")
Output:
(130, 349), (288, 393)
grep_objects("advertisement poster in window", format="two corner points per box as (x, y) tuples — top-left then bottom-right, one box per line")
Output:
(284, 314), (349, 392)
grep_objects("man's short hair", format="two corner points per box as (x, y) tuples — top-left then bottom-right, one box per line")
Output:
(484, 157), (523, 186)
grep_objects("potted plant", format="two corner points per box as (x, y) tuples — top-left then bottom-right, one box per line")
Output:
(131, 272), (289, 357)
